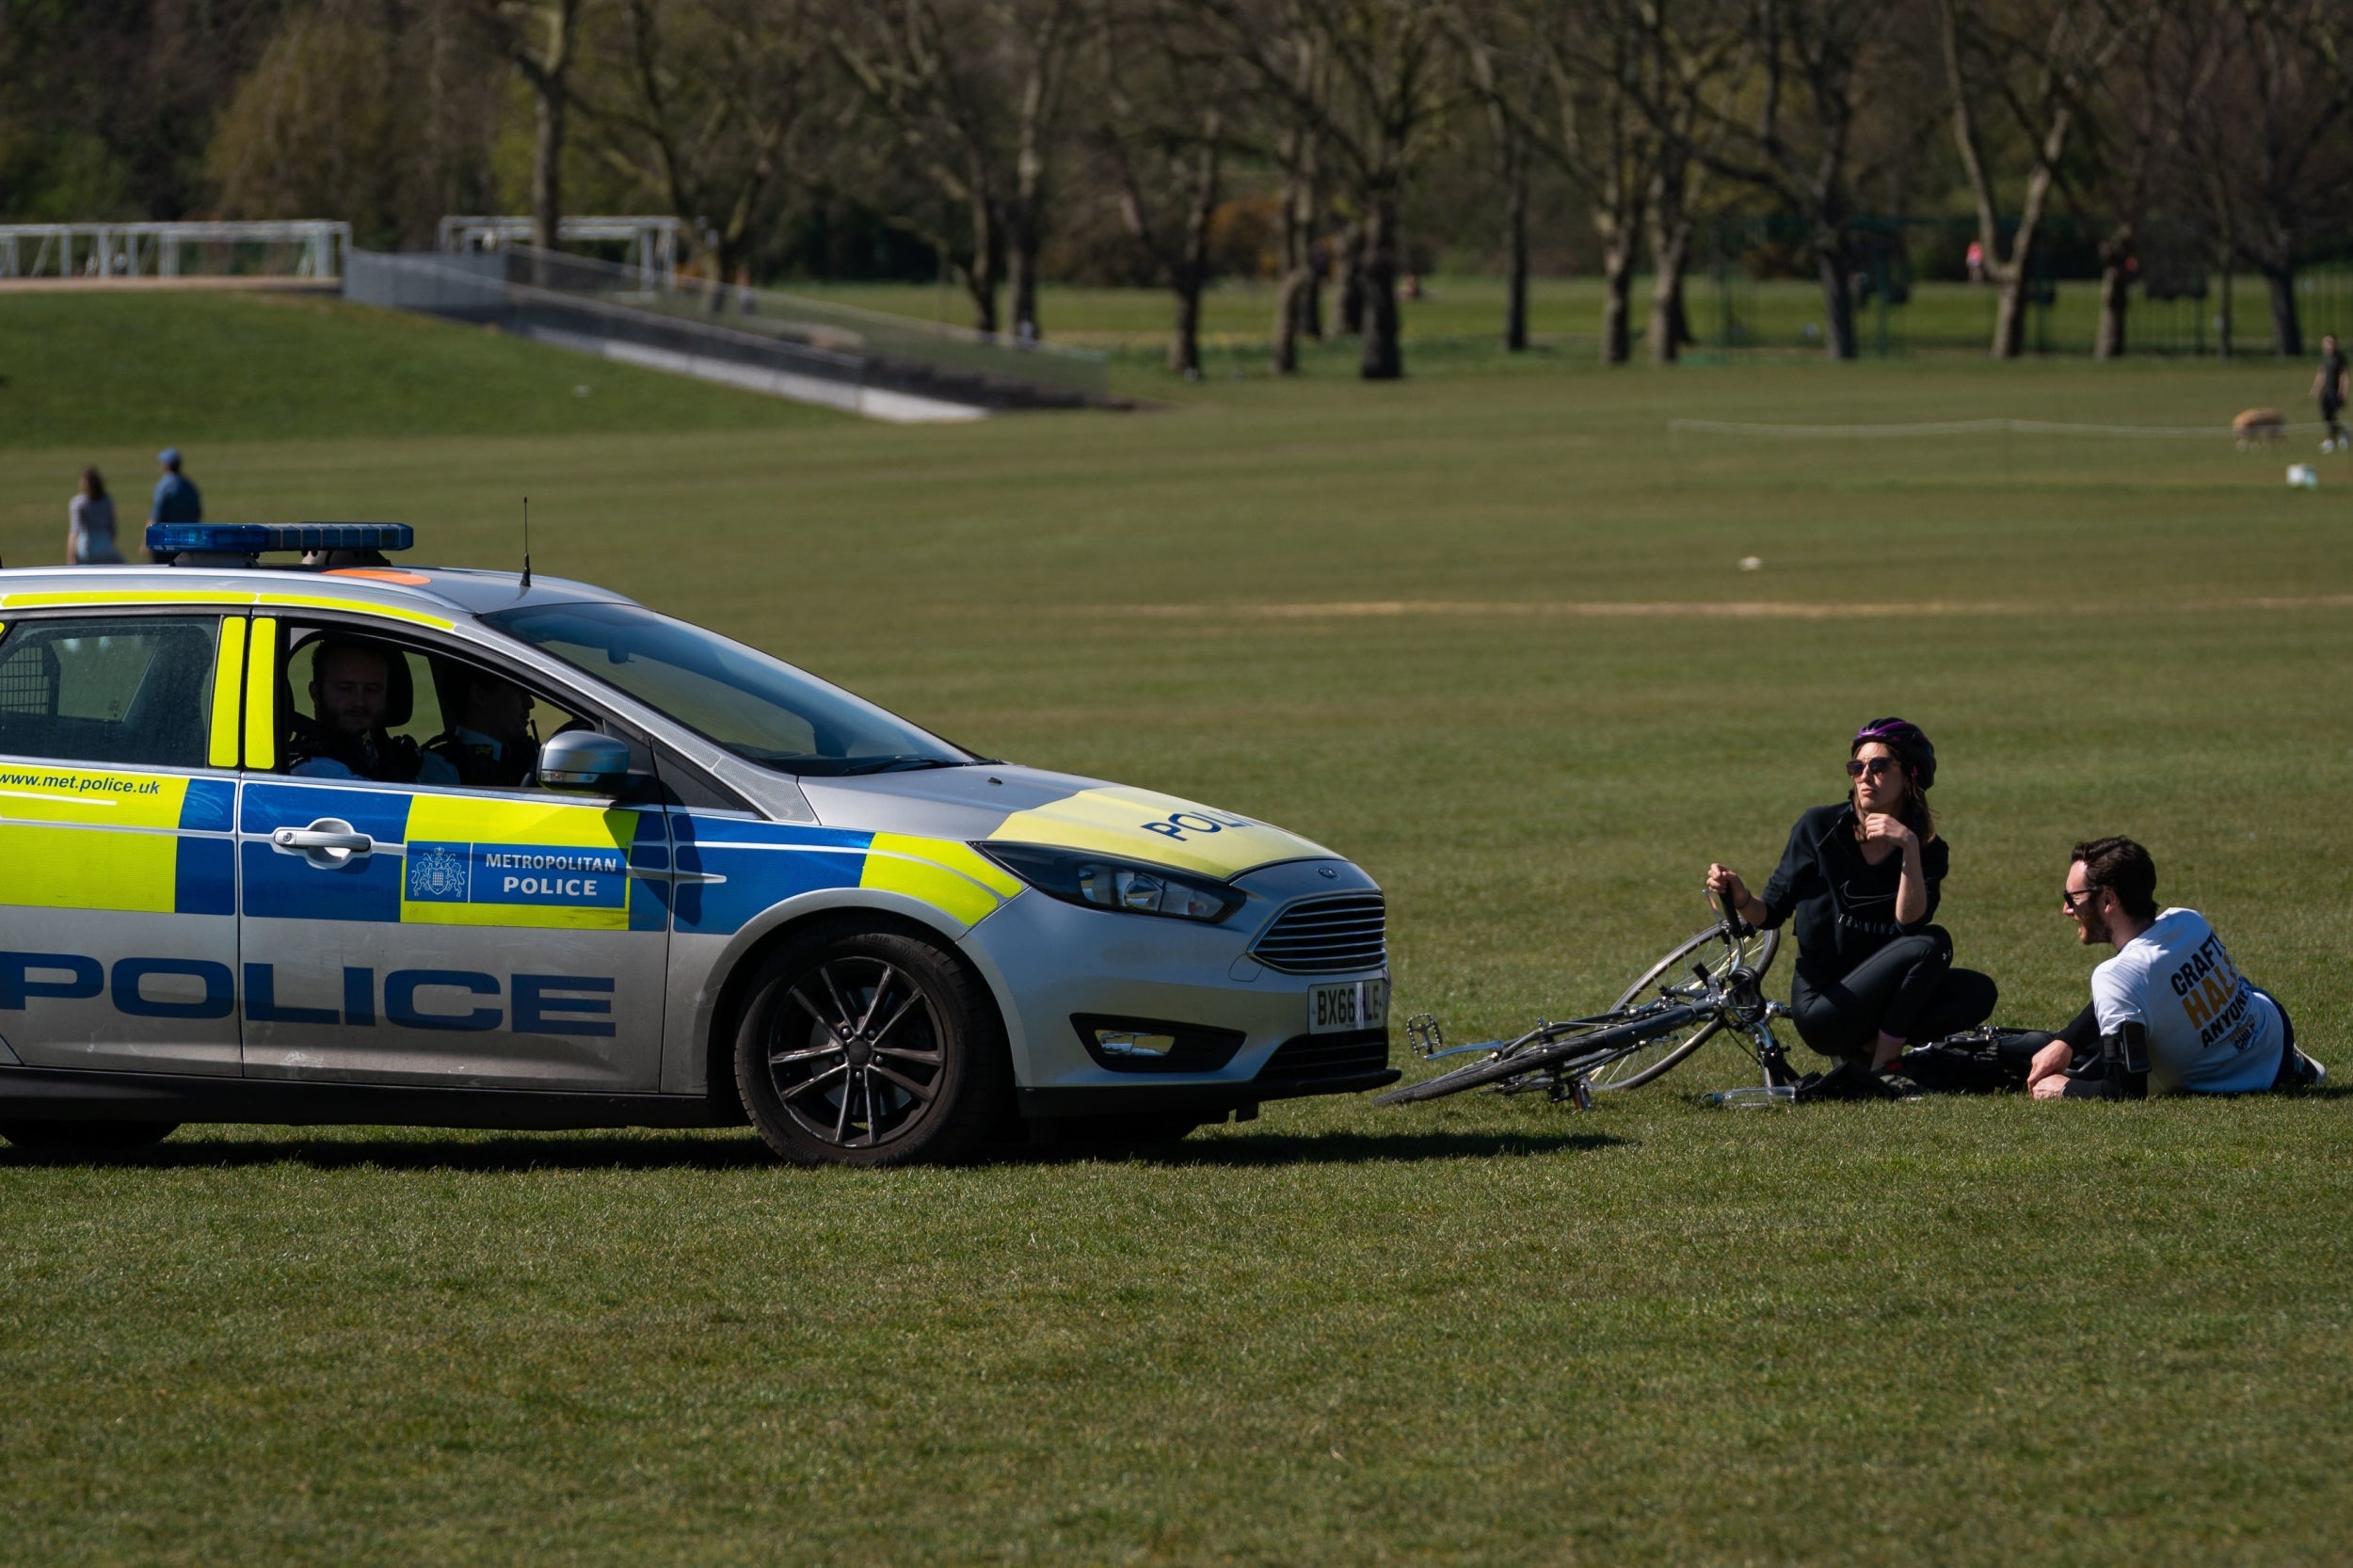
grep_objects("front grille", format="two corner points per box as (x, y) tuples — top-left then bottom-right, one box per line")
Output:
(1250, 893), (1386, 974)
(1257, 1029), (1391, 1084)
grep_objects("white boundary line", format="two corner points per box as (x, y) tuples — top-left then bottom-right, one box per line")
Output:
(1668, 417), (2329, 440)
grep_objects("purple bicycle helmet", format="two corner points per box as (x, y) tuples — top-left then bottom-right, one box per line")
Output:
(1851, 716), (1936, 792)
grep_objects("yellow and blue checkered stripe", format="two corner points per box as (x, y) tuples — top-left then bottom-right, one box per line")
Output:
(0, 766), (236, 916)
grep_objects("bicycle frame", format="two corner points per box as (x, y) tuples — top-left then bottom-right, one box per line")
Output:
(1387, 912), (1801, 1109)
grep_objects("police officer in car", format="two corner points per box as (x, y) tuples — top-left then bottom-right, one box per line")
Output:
(423, 666), (538, 789)
(289, 638), (457, 785)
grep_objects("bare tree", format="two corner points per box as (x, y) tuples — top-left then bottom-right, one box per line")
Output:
(1093, 0), (1236, 376)
(2203, 0), (2353, 356)
(1451, 0), (1544, 351)
(1691, 0), (1906, 360)
(1939, 0), (2126, 359)
(2080, 4), (2172, 360)
(583, 0), (821, 292)
(473, 0), (588, 259)
(829, 0), (1081, 339)
(1201, 0), (1452, 380)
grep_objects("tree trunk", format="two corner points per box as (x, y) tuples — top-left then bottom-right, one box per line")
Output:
(1337, 223), (1366, 336)
(1502, 151), (1529, 352)
(2265, 265), (2301, 357)
(1273, 169), (1308, 375)
(1600, 237), (1633, 365)
(1647, 219), (1691, 364)
(2215, 250), (2233, 359)
(1816, 233), (1857, 360)
(966, 194), (1000, 336)
(2094, 223), (2132, 360)
(1169, 138), (1218, 378)
(1358, 193), (1401, 380)
(1273, 265), (1307, 374)
(1992, 267), (2028, 360)
(1007, 209), (1041, 343)
(530, 82), (565, 280)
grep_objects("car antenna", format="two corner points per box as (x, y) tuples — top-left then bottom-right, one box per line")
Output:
(520, 496), (532, 591)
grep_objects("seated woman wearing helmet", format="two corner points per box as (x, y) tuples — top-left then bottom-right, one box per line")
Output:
(1705, 718), (1997, 1078)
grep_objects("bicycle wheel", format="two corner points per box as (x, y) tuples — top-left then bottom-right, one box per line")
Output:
(1375, 1009), (1686, 1106)
(1585, 920), (1782, 1092)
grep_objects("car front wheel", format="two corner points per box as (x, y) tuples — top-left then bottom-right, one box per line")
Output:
(732, 925), (1010, 1167)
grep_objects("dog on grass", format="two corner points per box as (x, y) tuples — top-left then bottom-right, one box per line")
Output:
(2234, 408), (2288, 448)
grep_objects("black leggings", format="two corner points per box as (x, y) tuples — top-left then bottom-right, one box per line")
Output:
(1788, 925), (1998, 1062)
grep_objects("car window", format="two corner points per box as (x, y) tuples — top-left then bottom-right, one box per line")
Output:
(484, 600), (972, 776)
(0, 616), (219, 768)
(280, 626), (585, 790)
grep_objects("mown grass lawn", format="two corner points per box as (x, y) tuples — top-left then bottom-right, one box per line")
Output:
(1, 307), (2349, 1563)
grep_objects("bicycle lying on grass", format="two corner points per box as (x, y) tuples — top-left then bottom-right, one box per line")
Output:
(1378, 899), (1803, 1109)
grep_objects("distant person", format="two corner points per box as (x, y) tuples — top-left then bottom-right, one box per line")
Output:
(287, 639), (457, 785)
(1707, 718), (1996, 1081)
(2312, 334), (2347, 452)
(148, 448), (202, 560)
(424, 667), (539, 789)
(733, 264), (757, 315)
(66, 467), (122, 565)
(2026, 837), (2325, 1098)
(1965, 240), (1986, 284)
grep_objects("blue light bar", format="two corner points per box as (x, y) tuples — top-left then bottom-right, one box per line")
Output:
(146, 522), (414, 557)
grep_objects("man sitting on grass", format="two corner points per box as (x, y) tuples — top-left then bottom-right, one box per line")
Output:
(2026, 836), (2326, 1099)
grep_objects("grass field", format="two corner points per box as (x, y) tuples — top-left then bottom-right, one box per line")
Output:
(2, 294), (2351, 1563)
(790, 272), (2353, 368)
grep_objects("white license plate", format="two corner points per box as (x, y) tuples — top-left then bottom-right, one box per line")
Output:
(1308, 976), (1390, 1035)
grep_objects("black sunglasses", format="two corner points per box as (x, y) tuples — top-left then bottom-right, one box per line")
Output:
(2060, 886), (2105, 912)
(1846, 756), (1899, 779)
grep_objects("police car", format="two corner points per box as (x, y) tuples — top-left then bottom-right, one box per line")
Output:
(0, 524), (1393, 1163)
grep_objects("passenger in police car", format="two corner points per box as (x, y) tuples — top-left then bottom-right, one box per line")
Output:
(287, 638), (458, 785)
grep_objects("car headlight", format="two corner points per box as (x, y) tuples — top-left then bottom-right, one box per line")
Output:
(976, 842), (1245, 923)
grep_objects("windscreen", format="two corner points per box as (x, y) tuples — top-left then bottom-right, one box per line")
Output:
(484, 601), (972, 776)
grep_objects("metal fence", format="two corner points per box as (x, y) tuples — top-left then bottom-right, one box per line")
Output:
(436, 216), (681, 289)
(0, 220), (350, 280)
(344, 248), (1112, 416)
(1694, 215), (2353, 359)
(478, 244), (1111, 401)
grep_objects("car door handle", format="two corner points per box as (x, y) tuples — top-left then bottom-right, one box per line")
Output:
(273, 826), (374, 852)
(270, 818), (375, 868)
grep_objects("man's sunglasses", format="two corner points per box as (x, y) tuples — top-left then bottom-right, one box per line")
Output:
(2060, 886), (2105, 912)
(1846, 756), (1899, 779)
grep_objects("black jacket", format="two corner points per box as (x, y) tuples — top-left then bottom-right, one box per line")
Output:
(1758, 802), (1948, 982)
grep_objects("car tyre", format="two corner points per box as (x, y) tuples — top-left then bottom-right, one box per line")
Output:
(733, 924), (1010, 1167)
(0, 1121), (179, 1154)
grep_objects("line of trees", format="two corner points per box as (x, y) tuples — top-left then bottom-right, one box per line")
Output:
(6, 0), (2350, 376)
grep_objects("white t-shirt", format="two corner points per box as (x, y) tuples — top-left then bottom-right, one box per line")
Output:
(2090, 907), (2283, 1094)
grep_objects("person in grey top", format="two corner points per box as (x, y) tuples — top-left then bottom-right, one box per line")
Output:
(67, 467), (123, 564)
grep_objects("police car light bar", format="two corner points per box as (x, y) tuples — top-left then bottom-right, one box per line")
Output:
(145, 522), (415, 561)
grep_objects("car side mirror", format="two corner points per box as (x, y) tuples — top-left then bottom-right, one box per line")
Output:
(538, 730), (632, 792)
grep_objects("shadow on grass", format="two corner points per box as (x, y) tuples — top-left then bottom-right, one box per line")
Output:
(0, 1130), (776, 1174)
(1033, 1128), (1629, 1167)
(1, 1126), (1628, 1173)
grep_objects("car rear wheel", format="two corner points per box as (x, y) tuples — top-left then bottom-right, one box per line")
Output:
(0, 1121), (179, 1154)
(732, 925), (1010, 1167)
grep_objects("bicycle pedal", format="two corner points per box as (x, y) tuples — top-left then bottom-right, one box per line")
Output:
(1405, 1013), (1444, 1059)
(1571, 1077), (1594, 1112)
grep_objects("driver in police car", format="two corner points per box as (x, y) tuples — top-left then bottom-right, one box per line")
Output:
(423, 665), (538, 789)
(289, 639), (458, 785)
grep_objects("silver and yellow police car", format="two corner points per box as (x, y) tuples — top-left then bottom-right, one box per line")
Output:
(0, 523), (1392, 1163)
